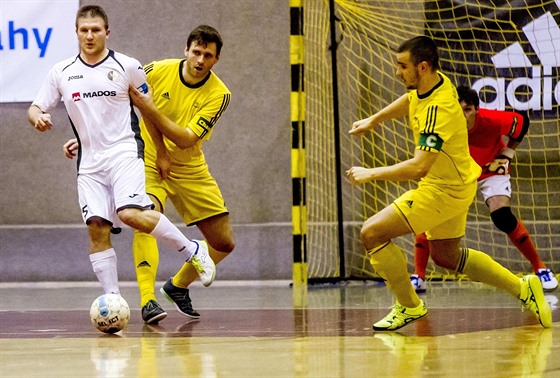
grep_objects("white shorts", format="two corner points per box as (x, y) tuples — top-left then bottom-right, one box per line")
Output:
(77, 157), (153, 227)
(478, 174), (512, 202)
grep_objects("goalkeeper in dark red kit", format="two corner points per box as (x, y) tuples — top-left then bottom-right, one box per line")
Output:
(411, 85), (558, 292)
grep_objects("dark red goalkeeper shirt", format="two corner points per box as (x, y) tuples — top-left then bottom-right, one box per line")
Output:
(467, 108), (525, 180)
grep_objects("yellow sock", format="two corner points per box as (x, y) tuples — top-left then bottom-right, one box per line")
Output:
(133, 230), (159, 306)
(172, 241), (230, 288)
(369, 242), (421, 308)
(171, 262), (193, 289)
(458, 248), (520, 297)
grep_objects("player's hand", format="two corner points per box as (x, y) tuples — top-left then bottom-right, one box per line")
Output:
(346, 166), (374, 184)
(129, 83), (155, 111)
(34, 113), (53, 132)
(349, 117), (376, 136)
(484, 158), (510, 175)
(63, 138), (79, 159)
(156, 150), (171, 180)
(484, 148), (515, 175)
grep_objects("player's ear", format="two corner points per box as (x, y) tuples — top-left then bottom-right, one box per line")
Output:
(106, 28), (111, 39)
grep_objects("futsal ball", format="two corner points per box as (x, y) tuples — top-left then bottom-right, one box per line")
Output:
(89, 293), (130, 334)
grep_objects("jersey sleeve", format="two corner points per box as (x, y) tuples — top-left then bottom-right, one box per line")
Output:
(187, 93), (231, 140)
(492, 110), (525, 140)
(127, 58), (147, 93)
(31, 66), (62, 112)
(143, 61), (155, 81)
(417, 104), (446, 153)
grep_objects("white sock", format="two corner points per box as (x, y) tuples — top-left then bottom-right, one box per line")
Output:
(150, 213), (197, 260)
(89, 248), (119, 294)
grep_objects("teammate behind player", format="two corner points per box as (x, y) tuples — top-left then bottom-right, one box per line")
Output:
(28, 5), (216, 297)
(410, 85), (558, 292)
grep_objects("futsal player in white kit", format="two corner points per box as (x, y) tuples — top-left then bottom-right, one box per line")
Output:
(27, 5), (216, 295)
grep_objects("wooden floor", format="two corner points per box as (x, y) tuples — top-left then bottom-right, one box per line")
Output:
(0, 280), (558, 377)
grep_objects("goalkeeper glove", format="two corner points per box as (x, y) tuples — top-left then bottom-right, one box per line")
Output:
(484, 147), (515, 175)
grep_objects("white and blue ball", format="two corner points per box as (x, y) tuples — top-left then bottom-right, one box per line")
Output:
(89, 293), (130, 334)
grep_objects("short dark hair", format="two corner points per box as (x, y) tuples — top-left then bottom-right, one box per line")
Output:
(76, 5), (109, 30)
(187, 25), (223, 56)
(397, 36), (439, 70)
(457, 85), (480, 109)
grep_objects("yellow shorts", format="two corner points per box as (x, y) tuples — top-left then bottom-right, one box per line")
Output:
(145, 163), (228, 226)
(392, 180), (477, 240)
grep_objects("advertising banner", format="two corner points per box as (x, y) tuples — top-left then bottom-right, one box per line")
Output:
(1, 0), (79, 102)
(425, 0), (559, 117)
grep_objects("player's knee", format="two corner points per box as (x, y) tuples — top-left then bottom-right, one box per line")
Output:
(490, 207), (518, 234)
(87, 216), (108, 228)
(359, 228), (385, 249)
(430, 251), (455, 270)
(86, 217), (112, 237)
(117, 207), (142, 228)
(430, 252), (446, 269)
(359, 229), (372, 247)
(212, 239), (235, 253)
(86, 217), (112, 250)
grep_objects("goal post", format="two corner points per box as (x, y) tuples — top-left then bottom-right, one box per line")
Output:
(299, 0), (560, 282)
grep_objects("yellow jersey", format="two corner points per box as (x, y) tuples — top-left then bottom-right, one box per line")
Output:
(408, 72), (481, 188)
(141, 59), (231, 170)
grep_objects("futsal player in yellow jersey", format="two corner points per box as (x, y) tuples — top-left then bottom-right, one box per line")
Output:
(128, 25), (234, 324)
(347, 36), (551, 331)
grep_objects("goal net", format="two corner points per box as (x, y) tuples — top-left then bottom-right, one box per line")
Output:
(303, 0), (559, 281)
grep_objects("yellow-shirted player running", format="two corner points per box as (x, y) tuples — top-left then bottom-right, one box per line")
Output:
(128, 25), (234, 324)
(347, 35), (551, 331)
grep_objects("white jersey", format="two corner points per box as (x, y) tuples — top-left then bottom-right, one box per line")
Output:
(32, 50), (147, 174)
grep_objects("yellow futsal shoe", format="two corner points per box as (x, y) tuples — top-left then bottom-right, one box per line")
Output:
(520, 275), (552, 328)
(373, 300), (428, 331)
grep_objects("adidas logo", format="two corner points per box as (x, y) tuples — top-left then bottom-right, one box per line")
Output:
(137, 261), (152, 268)
(161, 92), (170, 100)
(471, 11), (559, 115)
(405, 200), (413, 208)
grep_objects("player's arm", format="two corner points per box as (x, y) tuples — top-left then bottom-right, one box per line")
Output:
(507, 110), (529, 142)
(139, 100), (201, 149)
(347, 149), (437, 184)
(501, 109), (529, 156)
(127, 84), (168, 151)
(27, 66), (61, 132)
(143, 116), (171, 179)
(349, 93), (409, 136)
(129, 85), (201, 149)
(486, 110), (529, 175)
(185, 94), (230, 142)
(128, 80), (172, 178)
(128, 65), (173, 156)
(27, 105), (53, 132)
(503, 110), (529, 152)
